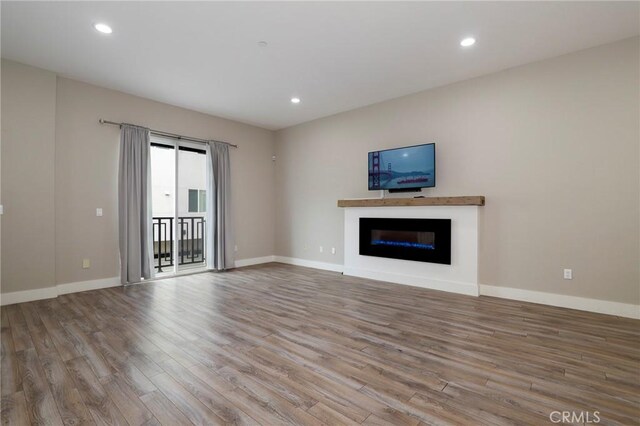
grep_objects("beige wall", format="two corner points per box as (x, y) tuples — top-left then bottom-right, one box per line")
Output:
(1, 60), (57, 293)
(275, 37), (640, 304)
(1, 60), (275, 292)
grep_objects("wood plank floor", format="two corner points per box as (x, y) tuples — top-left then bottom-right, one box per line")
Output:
(1, 263), (638, 425)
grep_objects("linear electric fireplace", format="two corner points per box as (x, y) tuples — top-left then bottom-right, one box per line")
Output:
(359, 218), (451, 264)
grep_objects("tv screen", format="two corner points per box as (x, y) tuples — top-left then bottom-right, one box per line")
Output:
(368, 143), (435, 191)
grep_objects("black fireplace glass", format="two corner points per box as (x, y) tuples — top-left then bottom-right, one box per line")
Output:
(359, 218), (451, 264)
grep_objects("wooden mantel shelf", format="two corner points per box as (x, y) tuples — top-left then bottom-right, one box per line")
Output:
(337, 196), (485, 208)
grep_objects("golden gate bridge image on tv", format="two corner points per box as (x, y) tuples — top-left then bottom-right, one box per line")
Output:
(369, 150), (432, 190)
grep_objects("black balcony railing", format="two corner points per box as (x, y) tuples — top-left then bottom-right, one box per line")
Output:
(153, 216), (205, 272)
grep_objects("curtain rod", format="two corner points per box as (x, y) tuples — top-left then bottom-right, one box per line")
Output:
(98, 119), (238, 148)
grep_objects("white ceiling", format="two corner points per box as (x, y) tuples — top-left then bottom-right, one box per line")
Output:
(2, 2), (638, 130)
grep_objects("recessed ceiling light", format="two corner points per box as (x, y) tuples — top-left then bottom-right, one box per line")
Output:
(94, 23), (113, 34)
(460, 37), (476, 47)
(291, 97), (301, 104)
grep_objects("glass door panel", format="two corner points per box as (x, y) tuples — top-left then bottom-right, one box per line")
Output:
(177, 142), (207, 271)
(150, 139), (176, 274)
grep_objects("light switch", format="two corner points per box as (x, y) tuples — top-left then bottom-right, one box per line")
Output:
(96, 208), (103, 217)
(82, 259), (91, 269)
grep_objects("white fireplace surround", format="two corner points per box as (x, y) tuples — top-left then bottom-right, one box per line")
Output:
(343, 205), (479, 296)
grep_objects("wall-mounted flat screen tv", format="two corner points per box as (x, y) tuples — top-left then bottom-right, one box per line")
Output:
(368, 143), (435, 192)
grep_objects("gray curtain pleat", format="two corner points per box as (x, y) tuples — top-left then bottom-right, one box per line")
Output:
(118, 124), (154, 284)
(206, 142), (234, 270)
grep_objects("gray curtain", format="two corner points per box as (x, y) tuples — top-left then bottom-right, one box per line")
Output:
(118, 124), (154, 284)
(206, 142), (234, 270)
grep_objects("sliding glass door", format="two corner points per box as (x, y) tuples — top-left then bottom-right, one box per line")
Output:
(150, 137), (207, 275)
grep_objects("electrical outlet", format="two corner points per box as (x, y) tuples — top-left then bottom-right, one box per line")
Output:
(96, 208), (103, 217)
(82, 259), (91, 269)
(319, 246), (324, 253)
(331, 247), (336, 255)
(563, 269), (572, 280)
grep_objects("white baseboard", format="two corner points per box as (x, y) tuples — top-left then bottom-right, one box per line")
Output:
(1, 276), (120, 306)
(273, 256), (344, 273)
(480, 285), (640, 320)
(0, 286), (59, 306)
(234, 256), (276, 268)
(57, 277), (120, 295)
(344, 266), (479, 296)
